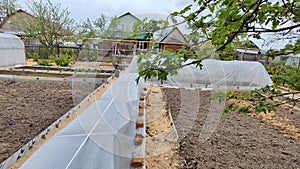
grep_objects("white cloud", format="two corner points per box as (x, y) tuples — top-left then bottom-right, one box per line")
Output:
(18, 0), (193, 22)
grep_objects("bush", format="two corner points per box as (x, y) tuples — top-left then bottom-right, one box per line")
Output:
(50, 54), (76, 67)
(78, 49), (98, 61)
(32, 53), (39, 62)
(60, 48), (74, 56)
(38, 59), (51, 66)
(102, 60), (113, 63)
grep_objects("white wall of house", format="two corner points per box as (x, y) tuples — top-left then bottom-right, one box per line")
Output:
(115, 13), (140, 32)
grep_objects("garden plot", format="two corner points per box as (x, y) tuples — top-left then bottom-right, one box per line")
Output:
(146, 87), (300, 169)
(0, 79), (100, 164)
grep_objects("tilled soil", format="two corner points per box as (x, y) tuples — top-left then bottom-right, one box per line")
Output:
(163, 88), (300, 169)
(0, 79), (99, 163)
(274, 105), (300, 128)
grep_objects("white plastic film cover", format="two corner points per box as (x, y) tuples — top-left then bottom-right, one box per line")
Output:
(162, 59), (272, 89)
(0, 33), (25, 67)
(20, 72), (145, 169)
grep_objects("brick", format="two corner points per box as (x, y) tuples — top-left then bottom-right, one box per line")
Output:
(136, 120), (144, 128)
(138, 109), (144, 116)
(134, 134), (144, 145)
(139, 96), (145, 100)
(41, 134), (46, 139)
(139, 102), (144, 109)
(131, 157), (143, 168)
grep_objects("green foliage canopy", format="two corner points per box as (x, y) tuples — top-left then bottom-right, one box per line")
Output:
(0, 0), (18, 17)
(137, 0), (300, 82)
(77, 14), (116, 38)
(133, 18), (169, 39)
(15, 0), (74, 57)
(172, 0), (300, 53)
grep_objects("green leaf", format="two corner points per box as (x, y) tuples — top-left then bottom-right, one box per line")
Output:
(255, 101), (267, 113)
(238, 106), (251, 114)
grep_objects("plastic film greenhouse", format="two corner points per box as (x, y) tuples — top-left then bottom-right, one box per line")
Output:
(156, 59), (273, 89)
(0, 33), (25, 67)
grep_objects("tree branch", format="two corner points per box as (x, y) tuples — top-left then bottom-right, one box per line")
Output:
(217, 0), (263, 51)
(274, 97), (300, 107)
(238, 23), (300, 33)
(282, 0), (300, 17)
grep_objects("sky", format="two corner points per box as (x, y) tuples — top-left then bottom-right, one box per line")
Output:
(17, 0), (194, 23)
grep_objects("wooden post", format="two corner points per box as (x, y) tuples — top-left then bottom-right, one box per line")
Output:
(112, 42), (116, 66)
(133, 43), (137, 56)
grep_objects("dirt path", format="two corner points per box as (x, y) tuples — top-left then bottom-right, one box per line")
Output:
(145, 86), (179, 169)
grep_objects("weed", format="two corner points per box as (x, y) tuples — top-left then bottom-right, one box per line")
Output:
(210, 90), (226, 103)
(238, 106), (251, 114)
(32, 53), (39, 62)
(37, 59), (52, 66)
(49, 54), (76, 67)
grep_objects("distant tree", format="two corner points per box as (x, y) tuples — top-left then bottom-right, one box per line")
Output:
(77, 18), (96, 38)
(15, 0), (74, 57)
(94, 13), (111, 33)
(77, 14), (116, 38)
(137, 0), (300, 82)
(0, 0), (18, 17)
(184, 21), (207, 46)
(133, 18), (169, 40)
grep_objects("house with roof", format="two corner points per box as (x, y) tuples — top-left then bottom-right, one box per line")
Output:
(235, 41), (261, 61)
(127, 27), (188, 53)
(156, 27), (188, 52)
(0, 9), (33, 35)
(0, 9), (40, 46)
(104, 12), (188, 54)
(105, 12), (141, 39)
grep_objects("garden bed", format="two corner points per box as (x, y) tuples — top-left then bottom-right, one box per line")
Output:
(0, 70), (71, 78)
(147, 87), (300, 168)
(14, 65), (71, 71)
(0, 79), (100, 163)
(14, 65), (114, 74)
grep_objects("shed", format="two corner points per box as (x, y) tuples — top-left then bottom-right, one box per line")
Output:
(284, 54), (300, 68)
(236, 48), (260, 61)
(0, 33), (25, 67)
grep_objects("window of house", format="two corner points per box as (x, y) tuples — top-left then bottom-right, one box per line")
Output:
(119, 23), (126, 31)
(138, 42), (143, 49)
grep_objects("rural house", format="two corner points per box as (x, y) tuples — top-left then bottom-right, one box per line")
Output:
(0, 9), (33, 34)
(104, 12), (188, 55)
(0, 9), (40, 46)
(156, 27), (188, 52)
(235, 41), (261, 61)
(105, 12), (141, 39)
